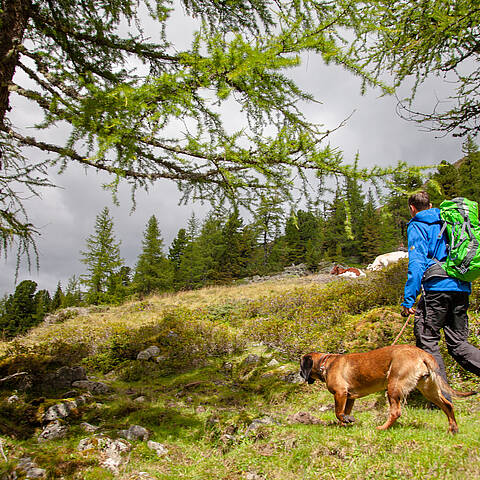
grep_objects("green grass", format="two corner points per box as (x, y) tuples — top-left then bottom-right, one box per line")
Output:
(2, 265), (480, 478)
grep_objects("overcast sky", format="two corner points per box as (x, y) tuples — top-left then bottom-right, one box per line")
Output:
(0, 6), (468, 297)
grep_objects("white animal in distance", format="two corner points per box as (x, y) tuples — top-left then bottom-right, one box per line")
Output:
(367, 251), (408, 271)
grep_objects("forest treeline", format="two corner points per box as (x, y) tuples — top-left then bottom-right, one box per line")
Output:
(2, 143), (480, 339)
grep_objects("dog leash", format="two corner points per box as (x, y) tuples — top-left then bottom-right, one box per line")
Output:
(391, 314), (413, 346)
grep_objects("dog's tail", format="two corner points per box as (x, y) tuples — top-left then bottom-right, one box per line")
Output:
(424, 356), (477, 398)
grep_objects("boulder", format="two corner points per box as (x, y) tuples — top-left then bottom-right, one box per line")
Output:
(147, 441), (168, 457)
(246, 416), (278, 433)
(42, 394), (91, 423)
(38, 420), (68, 442)
(78, 435), (131, 475)
(80, 422), (100, 433)
(15, 458), (46, 479)
(118, 425), (149, 442)
(71, 380), (111, 394)
(42, 365), (87, 392)
(137, 346), (160, 361)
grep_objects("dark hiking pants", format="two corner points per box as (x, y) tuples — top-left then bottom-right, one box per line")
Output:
(414, 291), (480, 384)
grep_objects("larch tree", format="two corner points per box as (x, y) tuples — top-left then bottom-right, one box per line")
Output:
(1, 0), (400, 263)
(343, 0), (480, 136)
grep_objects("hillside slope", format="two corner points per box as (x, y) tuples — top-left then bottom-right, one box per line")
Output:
(1, 262), (480, 479)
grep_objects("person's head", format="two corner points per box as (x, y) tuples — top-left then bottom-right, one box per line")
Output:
(408, 191), (432, 217)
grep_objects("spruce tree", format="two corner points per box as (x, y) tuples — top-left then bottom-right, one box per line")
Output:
(285, 209), (322, 267)
(383, 168), (423, 244)
(343, 170), (366, 259)
(169, 228), (190, 290)
(0, 280), (38, 338)
(253, 195), (285, 270)
(132, 215), (173, 295)
(34, 289), (51, 322)
(430, 161), (460, 204)
(360, 192), (383, 262)
(323, 189), (348, 262)
(80, 207), (123, 303)
(458, 137), (480, 203)
(62, 276), (83, 308)
(50, 282), (64, 311)
(176, 213), (223, 289)
(217, 210), (246, 281)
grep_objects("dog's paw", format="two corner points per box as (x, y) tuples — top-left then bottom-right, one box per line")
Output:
(340, 414), (355, 424)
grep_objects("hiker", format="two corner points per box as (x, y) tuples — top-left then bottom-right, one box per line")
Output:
(401, 190), (480, 382)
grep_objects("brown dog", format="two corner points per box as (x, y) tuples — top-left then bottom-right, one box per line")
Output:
(300, 345), (476, 433)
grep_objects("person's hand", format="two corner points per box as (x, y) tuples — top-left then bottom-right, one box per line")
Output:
(401, 306), (415, 317)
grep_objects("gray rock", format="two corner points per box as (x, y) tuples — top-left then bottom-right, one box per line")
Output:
(42, 400), (77, 422)
(118, 424), (149, 442)
(137, 346), (160, 361)
(246, 416), (278, 433)
(147, 440), (168, 456)
(242, 354), (261, 366)
(25, 467), (47, 479)
(42, 394), (92, 423)
(266, 358), (279, 368)
(43, 366), (87, 392)
(71, 380), (111, 394)
(80, 422), (99, 433)
(38, 420), (68, 442)
(134, 396), (146, 403)
(15, 458), (47, 479)
(283, 371), (304, 384)
(245, 472), (265, 480)
(42, 307), (95, 326)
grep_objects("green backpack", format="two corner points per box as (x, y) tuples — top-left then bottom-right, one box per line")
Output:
(439, 197), (480, 282)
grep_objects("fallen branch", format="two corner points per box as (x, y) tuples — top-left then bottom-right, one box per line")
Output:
(0, 372), (28, 384)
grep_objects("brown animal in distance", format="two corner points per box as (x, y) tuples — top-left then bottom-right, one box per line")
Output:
(300, 345), (476, 434)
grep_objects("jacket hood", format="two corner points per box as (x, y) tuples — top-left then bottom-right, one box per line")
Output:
(409, 207), (441, 225)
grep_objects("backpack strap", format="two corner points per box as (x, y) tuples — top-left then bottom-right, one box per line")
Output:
(456, 218), (479, 274)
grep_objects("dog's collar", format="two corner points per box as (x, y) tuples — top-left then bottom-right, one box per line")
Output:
(318, 353), (334, 380)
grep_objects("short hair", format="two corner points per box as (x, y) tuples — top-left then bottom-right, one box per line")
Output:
(408, 191), (431, 211)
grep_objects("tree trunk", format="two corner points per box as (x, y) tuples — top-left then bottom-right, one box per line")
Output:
(0, 0), (32, 126)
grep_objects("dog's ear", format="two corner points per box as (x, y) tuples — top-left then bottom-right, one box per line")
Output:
(300, 354), (315, 383)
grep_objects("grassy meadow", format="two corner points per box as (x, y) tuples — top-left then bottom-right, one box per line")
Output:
(1, 261), (480, 479)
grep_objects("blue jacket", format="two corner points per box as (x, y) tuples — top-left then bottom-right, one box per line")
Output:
(402, 208), (471, 308)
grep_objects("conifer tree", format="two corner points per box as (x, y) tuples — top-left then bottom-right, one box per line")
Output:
(429, 161), (460, 204)
(458, 137), (480, 203)
(345, 1), (480, 137)
(176, 213), (224, 289)
(132, 215), (173, 295)
(62, 276), (83, 308)
(253, 195), (285, 269)
(323, 189), (348, 262)
(284, 209), (322, 267)
(50, 282), (64, 311)
(343, 170), (366, 259)
(0, 280), (38, 338)
(34, 289), (51, 322)
(169, 229), (189, 270)
(169, 228), (190, 290)
(360, 192), (383, 262)
(80, 207), (123, 303)
(383, 168), (423, 244)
